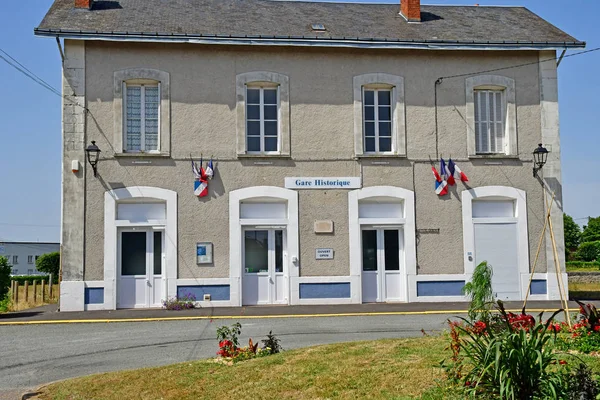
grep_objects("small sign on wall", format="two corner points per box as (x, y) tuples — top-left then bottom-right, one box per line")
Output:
(316, 248), (334, 260)
(196, 242), (213, 264)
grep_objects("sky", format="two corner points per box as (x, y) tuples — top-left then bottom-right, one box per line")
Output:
(0, 0), (598, 242)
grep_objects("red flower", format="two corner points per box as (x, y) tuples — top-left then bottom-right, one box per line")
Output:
(559, 360), (567, 365)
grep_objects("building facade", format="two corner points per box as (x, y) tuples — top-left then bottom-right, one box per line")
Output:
(0, 242), (60, 275)
(36, 0), (584, 311)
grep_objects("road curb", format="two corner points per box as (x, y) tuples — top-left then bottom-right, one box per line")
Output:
(0, 308), (559, 326)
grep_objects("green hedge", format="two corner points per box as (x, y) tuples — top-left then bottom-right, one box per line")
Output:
(10, 275), (56, 285)
(566, 261), (600, 270)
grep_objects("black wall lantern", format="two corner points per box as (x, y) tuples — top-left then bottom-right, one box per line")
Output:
(533, 143), (548, 177)
(85, 141), (101, 177)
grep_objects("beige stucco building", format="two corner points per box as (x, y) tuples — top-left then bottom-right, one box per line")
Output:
(36, 0), (584, 311)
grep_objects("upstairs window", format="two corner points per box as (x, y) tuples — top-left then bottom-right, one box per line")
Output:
(246, 86), (279, 153)
(363, 88), (393, 153)
(12, 256), (18, 265)
(474, 90), (505, 154)
(114, 68), (170, 156)
(236, 71), (290, 157)
(353, 73), (406, 157)
(28, 255), (33, 264)
(125, 83), (160, 153)
(466, 75), (516, 157)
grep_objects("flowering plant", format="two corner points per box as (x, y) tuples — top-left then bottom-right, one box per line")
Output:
(162, 293), (196, 310)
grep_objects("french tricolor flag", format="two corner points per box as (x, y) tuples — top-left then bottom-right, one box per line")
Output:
(432, 166), (448, 196)
(440, 158), (455, 186)
(448, 159), (468, 182)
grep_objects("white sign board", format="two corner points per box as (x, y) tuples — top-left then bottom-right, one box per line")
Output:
(316, 248), (334, 260)
(285, 177), (361, 189)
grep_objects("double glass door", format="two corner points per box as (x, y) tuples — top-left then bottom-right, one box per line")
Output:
(242, 229), (286, 305)
(117, 229), (163, 308)
(361, 228), (403, 302)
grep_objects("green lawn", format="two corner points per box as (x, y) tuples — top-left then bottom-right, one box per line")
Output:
(35, 335), (600, 400)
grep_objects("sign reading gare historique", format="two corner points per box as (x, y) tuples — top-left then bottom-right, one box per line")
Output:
(284, 177), (362, 189)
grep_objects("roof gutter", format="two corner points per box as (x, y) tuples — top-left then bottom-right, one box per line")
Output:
(33, 28), (586, 51)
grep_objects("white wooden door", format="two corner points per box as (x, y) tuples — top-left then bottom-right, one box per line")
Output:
(361, 228), (403, 303)
(117, 229), (164, 308)
(242, 229), (286, 305)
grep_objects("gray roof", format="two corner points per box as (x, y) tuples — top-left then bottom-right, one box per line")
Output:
(35, 0), (584, 49)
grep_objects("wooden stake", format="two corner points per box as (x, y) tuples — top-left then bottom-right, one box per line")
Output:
(41, 279), (46, 302)
(49, 274), (53, 299)
(548, 205), (571, 326)
(523, 192), (555, 309)
(14, 281), (18, 304)
(33, 280), (38, 304)
(24, 281), (29, 303)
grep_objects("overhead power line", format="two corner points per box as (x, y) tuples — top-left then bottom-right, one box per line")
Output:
(0, 222), (60, 228)
(0, 47), (85, 109)
(437, 47), (600, 82)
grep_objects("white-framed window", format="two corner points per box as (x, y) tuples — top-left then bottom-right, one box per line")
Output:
(27, 255), (33, 264)
(12, 256), (18, 264)
(27, 269), (33, 274)
(236, 71), (290, 157)
(11, 268), (18, 275)
(474, 89), (506, 154)
(353, 73), (406, 157)
(246, 86), (280, 153)
(363, 88), (393, 154)
(466, 75), (517, 157)
(124, 83), (160, 153)
(113, 68), (170, 156)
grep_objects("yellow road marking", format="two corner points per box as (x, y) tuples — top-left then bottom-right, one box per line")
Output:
(0, 308), (557, 326)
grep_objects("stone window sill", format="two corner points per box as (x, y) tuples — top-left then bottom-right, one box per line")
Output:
(468, 154), (520, 160)
(114, 152), (171, 159)
(237, 153), (292, 159)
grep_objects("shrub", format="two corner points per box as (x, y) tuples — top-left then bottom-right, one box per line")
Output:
(35, 252), (60, 276)
(462, 261), (494, 321)
(566, 261), (600, 270)
(0, 294), (10, 313)
(261, 330), (282, 354)
(566, 363), (600, 400)
(162, 293), (195, 310)
(576, 241), (600, 262)
(0, 256), (10, 299)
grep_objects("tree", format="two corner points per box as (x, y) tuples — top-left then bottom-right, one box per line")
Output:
(35, 252), (60, 276)
(564, 213), (581, 260)
(582, 217), (600, 244)
(576, 242), (600, 262)
(0, 256), (11, 299)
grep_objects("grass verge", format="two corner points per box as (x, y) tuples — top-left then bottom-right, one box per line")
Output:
(34, 335), (600, 400)
(40, 336), (448, 400)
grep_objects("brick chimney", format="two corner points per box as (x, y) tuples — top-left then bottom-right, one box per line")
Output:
(74, 0), (93, 9)
(400, 0), (421, 22)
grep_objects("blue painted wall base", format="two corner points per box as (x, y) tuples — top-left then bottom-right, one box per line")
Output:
(177, 285), (230, 301)
(299, 282), (351, 299)
(530, 280), (547, 295)
(84, 287), (104, 304)
(417, 281), (465, 297)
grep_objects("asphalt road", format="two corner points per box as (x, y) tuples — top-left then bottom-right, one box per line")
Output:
(0, 313), (452, 398)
